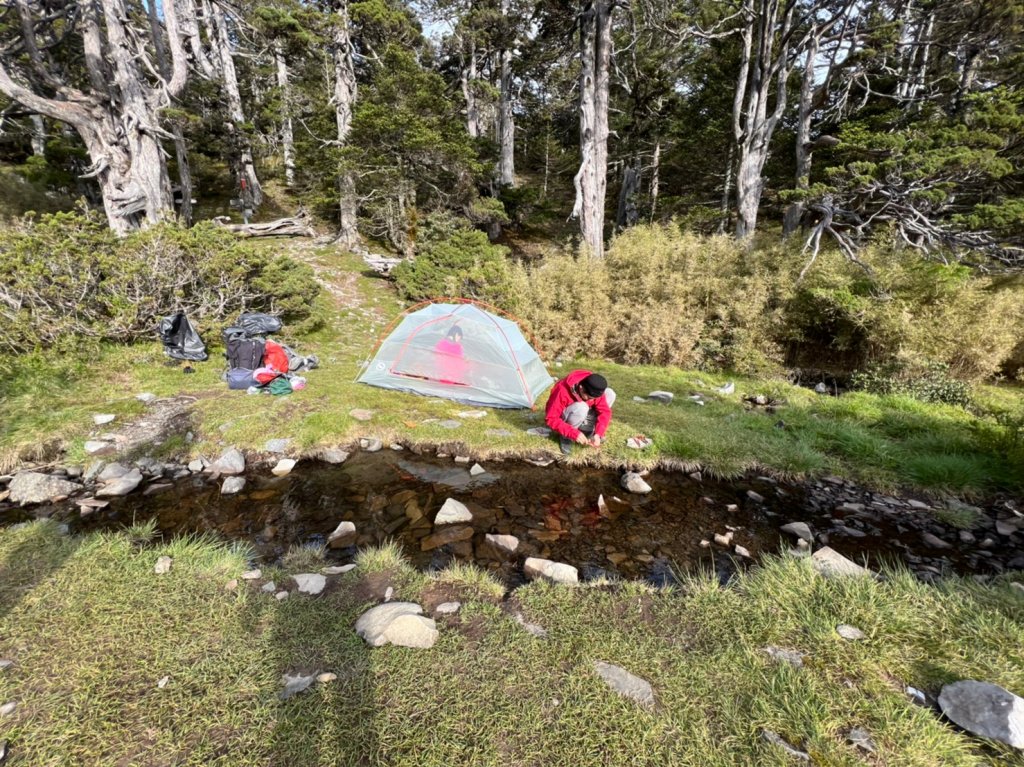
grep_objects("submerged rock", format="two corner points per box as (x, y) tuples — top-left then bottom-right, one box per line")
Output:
(594, 661), (655, 707)
(8, 472), (82, 505)
(939, 680), (1024, 749)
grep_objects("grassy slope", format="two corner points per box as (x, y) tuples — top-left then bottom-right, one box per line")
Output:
(2, 241), (1023, 497)
(0, 521), (1022, 766)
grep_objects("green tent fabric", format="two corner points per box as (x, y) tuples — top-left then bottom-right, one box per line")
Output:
(358, 302), (553, 408)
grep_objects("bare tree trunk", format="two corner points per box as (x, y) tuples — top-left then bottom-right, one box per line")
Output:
(717, 143), (734, 234)
(462, 38), (482, 139)
(211, 1), (262, 207)
(649, 139), (660, 222)
(275, 45), (296, 188)
(616, 158), (640, 231)
(497, 0), (515, 187)
(29, 114), (45, 156)
(333, 0), (359, 247)
(571, 0), (614, 258)
(783, 36), (818, 238)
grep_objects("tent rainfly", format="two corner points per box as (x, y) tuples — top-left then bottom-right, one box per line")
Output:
(358, 302), (553, 408)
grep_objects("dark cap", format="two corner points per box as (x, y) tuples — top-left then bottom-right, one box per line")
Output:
(580, 373), (607, 398)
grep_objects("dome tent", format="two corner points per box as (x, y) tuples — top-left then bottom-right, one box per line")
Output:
(358, 300), (553, 408)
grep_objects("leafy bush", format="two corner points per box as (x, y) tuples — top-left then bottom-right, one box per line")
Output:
(393, 213), (515, 304)
(0, 210), (322, 352)
(850, 361), (973, 407)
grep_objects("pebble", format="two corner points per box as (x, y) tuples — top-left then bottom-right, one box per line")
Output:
(225, 579), (238, 591)
(714, 532), (733, 546)
(157, 676), (170, 689)
(280, 673), (315, 700)
(469, 463), (486, 476)
(93, 413), (116, 426)
(136, 392), (157, 403)
(359, 438), (383, 452)
(321, 449), (350, 464)
(734, 544), (751, 558)
(262, 581), (277, 593)
(275, 591), (290, 600)
(154, 556), (172, 575)
(747, 490), (765, 503)
(0, 702), (16, 717)
(836, 624), (866, 641)
(293, 573), (327, 595)
(241, 569), (262, 580)
(593, 661), (656, 707)
(435, 498), (473, 525)
(323, 564), (357, 575)
(317, 672), (337, 684)
(435, 602), (461, 614)
(271, 458), (296, 477)
(221, 476), (246, 495)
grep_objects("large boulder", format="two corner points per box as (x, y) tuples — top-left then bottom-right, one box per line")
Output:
(8, 472), (82, 504)
(211, 448), (245, 476)
(939, 680), (1024, 749)
(355, 602), (438, 649)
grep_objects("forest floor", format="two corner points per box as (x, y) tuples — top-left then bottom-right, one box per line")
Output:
(2, 238), (1023, 500)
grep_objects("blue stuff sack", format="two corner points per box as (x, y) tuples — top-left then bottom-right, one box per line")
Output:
(226, 368), (256, 390)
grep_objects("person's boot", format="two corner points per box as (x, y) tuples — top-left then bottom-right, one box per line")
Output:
(559, 436), (574, 455)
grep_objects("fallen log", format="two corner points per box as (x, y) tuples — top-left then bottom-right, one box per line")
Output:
(213, 213), (315, 238)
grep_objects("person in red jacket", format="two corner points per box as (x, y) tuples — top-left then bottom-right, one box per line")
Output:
(544, 370), (616, 454)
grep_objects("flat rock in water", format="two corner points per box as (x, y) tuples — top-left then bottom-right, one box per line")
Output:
(761, 730), (810, 761)
(939, 680), (1024, 749)
(355, 602), (437, 648)
(349, 409), (375, 421)
(594, 661), (655, 707)
(526, 427), (552, 437)
(293, 573), (327, 595)
(811, 547), (872, 579)
(280, 673), (316, 700)
(524, 557), (578, 585)
(836, 624), (866, 641)
(211, 448), (245, 475)
(271, 458), (296, 477)
(469, 463), (486, 476)
(321, 449), (350, 464)
(646, 391), (674, 404)
(8, 472), (83, 505)
(780, 522), (814, 542)
(96, 469), (143, 497)
(154, 556), (172, 575)
(265, 438), (291, 453)
(621, 472), (652, 494)
(221, 476), (246, 495)
(435, 498), (473, 525)
(359, 438), (383, 452)
(93, 413), (116, 425)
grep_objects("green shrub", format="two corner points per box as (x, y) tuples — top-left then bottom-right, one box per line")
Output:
(393, 213), (515, 304)
(850, 360), (973, 407)
(0, 210), (321, 352)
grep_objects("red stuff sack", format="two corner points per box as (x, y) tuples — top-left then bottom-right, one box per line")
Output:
(263, 340), (289, 373)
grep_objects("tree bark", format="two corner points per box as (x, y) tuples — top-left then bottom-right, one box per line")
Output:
(571, 0), (614, 258)
(497, 0), (516, 187)
(783, 35), (818, 238)
(462, 38), (482, 139)
(275, 45), (296, 188)
(29, 114), (45, 156)
(211, 0), (263, 207)
(649, 140), (660, 222)
(616, 158), (640, 231)
(333, 0), (359, 247)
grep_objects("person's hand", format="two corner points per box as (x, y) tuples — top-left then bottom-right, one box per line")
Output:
(575, 433), (590, 446)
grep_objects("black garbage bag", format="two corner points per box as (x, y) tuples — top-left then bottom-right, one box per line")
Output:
(236, 312), (282, 336)
(159, 311), (209, 361)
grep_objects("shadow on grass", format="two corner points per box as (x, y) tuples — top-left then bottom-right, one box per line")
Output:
(0, 520), (78, 623)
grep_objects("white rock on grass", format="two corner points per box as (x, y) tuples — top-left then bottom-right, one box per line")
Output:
(621, 472), (652, 494)
(293, 574), (327, 595)
(0, 702), (17, 717)
(836, 624), (866, 641)
(0, 660), (13, 671)
(275, 590), (289, 600)
(154, 556), (172, 575)
(211, 448), (245, 475)
(435, 602), (461, 615)
(7, 472), (83, 505)
(280, 673), (316, 700)
(457, 410), (488, 419)
(523, 557), (578, 585)
(262, 581), (277, 593)
(355, 602), (438, 649)
(84, 440), (115, 455)
(271, 458), (296, 477)
(938, 680), (1024, 749)
(221, 476), (246, 495)
(93, 413), (116, 425)
(323, 564), (357, 575)
(435, 498), (473, 525)
(780, 522), (814, 542)
(525, 427), (552, 437)
(241, 569), (262, 580)
(136, 392), (157, 404)
(317, 672), (337, 683)
(811, 547), (873, 579)
(764, 646), (805, 668)
(594, 661), (655, 707)
(646, 391), (674, 404)
(265, 439), (291, 454)
(761, 730), (810, 761)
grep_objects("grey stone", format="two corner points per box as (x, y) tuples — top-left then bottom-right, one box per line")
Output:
(154, 556), (172, 575)
(647, 391), (674, 404)
(280, 673), (316, 700)
(524, 557), (578, 585)
(359, 438), (383, 452)
(938, 680), (1024, 749)
(262, 581), (277, 593)
(747, 490), (765, 503)
(84, 440), (115, 455)
(328, 521), (357, 547)
(714, 532), (733, 547)
(355, 602), (438, 648)
(959, 530), (977, 544)
(764, 646), (805, 668)
(922, 532), (952, 549)
(241, 569), (262, 580)
(0, 660), (12, 670)
(621, 472), (652, 494)
(187, 458), (208, 473)
(98, 462), (131, 482)
(96, 469), (143, 497)
(814, 382), (828, 394)
(780, 522), (814, 542)
(265, 438), (291, 453)
(0, 702), (16, 717)
(136, 392), (157, 404)
(271, 458), (296, 477)
(907, 499), (930, 510)
(469, 463), (486, 476)
(485, 533), (519, 555)
(515, 613), (548, 638)
(275, 591), (289, 600)
(93, 413), (116, 425)
(847, 727), (876, 753)
(836, 624), (866, 641)
(220, 476), (246, 495)
(435, 498), (473, 525)
(811, 547), (872, 579)
(64, 465), (84, 479)
(454, 456), (471, 464)
(323, 564), (357, 575)
(293, 573), (327, 595)
(594, 661), (655, 707)
(321, 449), (350, 464)
(8, 472), (82, 504)
(435, 602), (461, 614)
(761, 730), (810, 761)
(734, 544), (751, 558)
(211, 448), (245, 475)
(525, 427), (552, 437)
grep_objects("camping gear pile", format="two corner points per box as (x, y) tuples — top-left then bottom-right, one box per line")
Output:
(358, 301), (553, 408)
(223, 312), (318, 394)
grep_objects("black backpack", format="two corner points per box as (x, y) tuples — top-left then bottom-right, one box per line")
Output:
(224, 327), (264, 370)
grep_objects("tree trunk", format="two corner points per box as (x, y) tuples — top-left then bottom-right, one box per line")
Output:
(211, 1), (262, 207)
(462, 39), (482, 139)
(649, 140), (660, 222)
(571, 0), (614, 258)
(616, 158), (640, 231)
(783, 36), (818, 238)
(717, 143), (734, 234)
(29, 114), (45, 156)
(275, 45), (296, 188)
(333, 0), (359, 247)
(497, 0), (515, 187)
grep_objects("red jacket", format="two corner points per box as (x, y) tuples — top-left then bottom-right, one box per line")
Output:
(544, 369), (611, 440)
